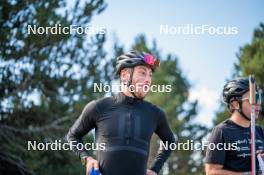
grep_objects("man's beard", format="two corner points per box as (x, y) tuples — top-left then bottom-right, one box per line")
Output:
(134, 83), (150, 99)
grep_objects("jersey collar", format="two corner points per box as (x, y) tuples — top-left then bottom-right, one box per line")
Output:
(116, 92), (142, 104)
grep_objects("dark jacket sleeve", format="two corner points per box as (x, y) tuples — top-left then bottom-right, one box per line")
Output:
(66, 100), (98, 159)
(150, 109), (176, 174)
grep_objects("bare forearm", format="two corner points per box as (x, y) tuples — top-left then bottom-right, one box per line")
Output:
(207, 169), (243, 175)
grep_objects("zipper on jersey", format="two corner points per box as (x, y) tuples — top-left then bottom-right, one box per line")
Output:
(125, 110), (132, 144)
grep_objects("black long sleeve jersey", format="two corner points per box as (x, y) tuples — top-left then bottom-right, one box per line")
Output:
(67, 92), (175, 175)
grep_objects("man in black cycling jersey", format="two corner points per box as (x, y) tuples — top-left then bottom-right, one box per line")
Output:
(205, 77), (264, 175)
(67, 51), (176, 175)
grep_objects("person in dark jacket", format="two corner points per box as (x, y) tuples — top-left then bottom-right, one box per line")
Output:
(67, 51), (176, 175)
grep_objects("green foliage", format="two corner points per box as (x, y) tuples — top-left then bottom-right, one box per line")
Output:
(235, 23), (264, 86)
(0, 0), (109, 174)
(213, 104), (230, 125)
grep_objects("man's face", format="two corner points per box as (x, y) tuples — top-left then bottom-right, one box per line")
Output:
(120, 65), (152, 98)
(241, 91), (261, 119)
(131, 65), (152, 98)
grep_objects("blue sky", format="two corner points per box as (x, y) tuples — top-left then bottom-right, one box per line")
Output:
(89, 0), (264, 127)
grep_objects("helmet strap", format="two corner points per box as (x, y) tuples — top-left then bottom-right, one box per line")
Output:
(237, 100), (251, 121)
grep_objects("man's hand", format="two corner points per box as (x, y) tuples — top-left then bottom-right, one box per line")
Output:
(86, 156), (100, 175)
(146, 169), (157, 175)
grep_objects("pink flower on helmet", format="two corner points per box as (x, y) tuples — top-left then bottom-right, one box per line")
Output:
(144, 54), (155, 65)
